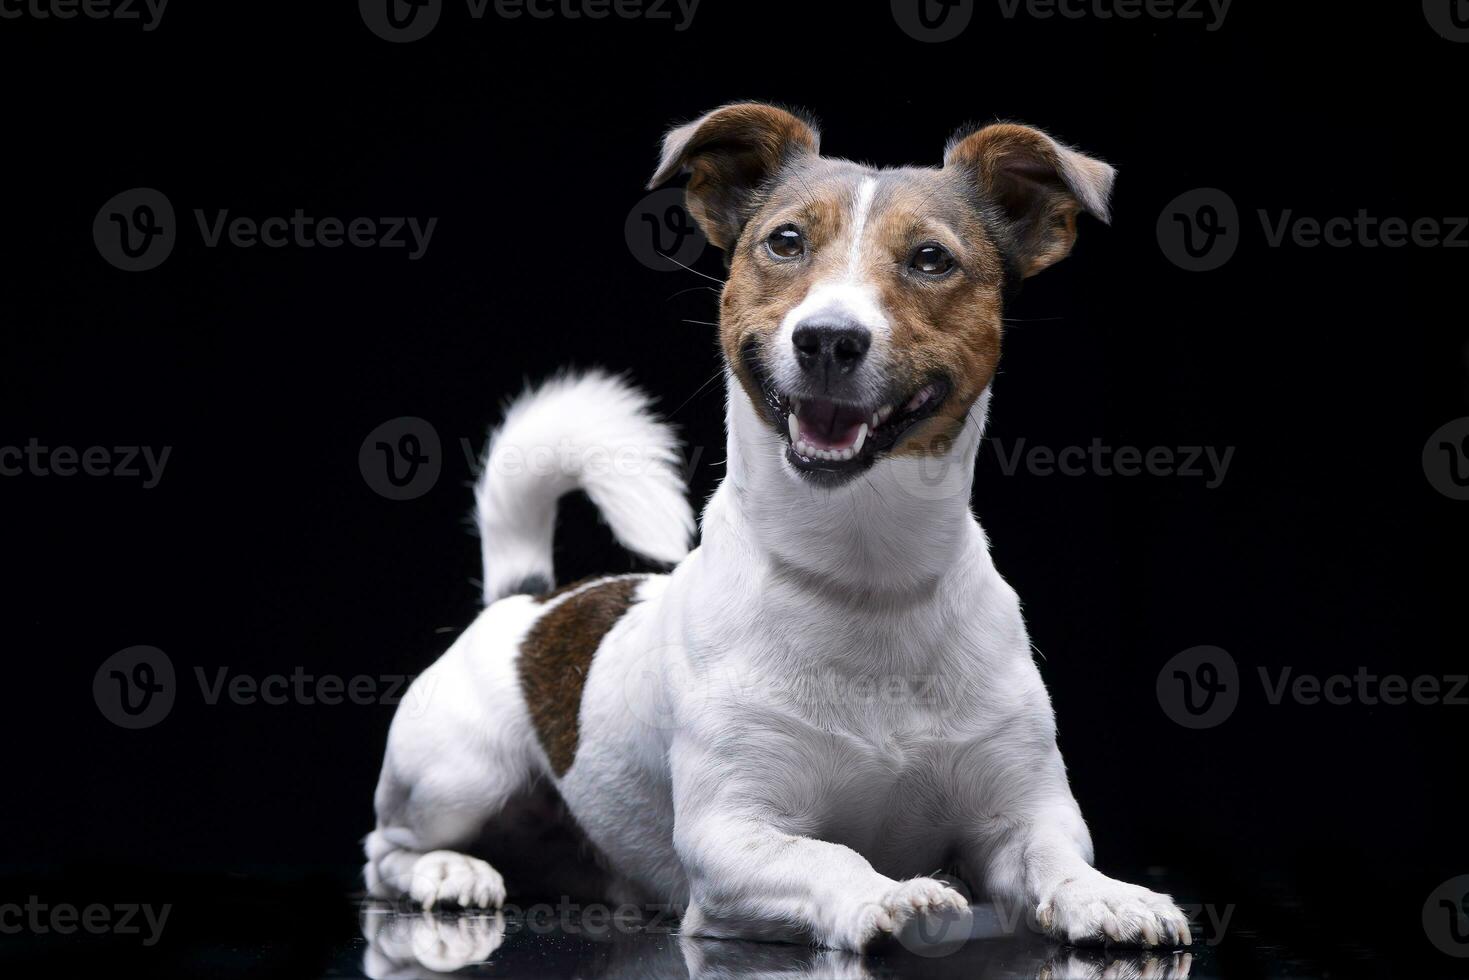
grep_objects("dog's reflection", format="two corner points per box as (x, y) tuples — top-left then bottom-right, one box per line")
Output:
(360, 906), (507, 979)
(1037, 949), (1193, 980)
(358, 903), (1192, 980)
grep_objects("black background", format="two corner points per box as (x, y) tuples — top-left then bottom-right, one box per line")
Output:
(2, 1), (1465, 976)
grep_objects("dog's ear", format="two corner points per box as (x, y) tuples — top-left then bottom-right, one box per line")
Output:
(647, 103), (820, 252)
(944, 123), (1115, 278)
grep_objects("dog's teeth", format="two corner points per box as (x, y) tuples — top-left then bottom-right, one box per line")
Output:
(905, 386), (932, 413)
(792, 398), (802, 414)
(787, 413), (799, 444)
(853, 423), (868, 456)
(875, 404), (893, 425)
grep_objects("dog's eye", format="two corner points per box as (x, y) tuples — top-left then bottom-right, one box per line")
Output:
(766, 224), (805, 261)
(910, 243), (956, 277)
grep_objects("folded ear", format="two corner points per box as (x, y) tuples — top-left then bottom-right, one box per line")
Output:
(647, 103), (821, 252)
(944, 123), (1115, 278)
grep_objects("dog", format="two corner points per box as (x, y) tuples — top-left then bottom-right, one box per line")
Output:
(363, 103), (1191, 953)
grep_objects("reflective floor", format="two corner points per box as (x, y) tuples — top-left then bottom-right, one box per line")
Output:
(335, 903), (1226, 980)
(2, 871), (1448, 977)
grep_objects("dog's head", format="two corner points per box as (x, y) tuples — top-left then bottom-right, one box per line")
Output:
(649, 103), (1114, 486)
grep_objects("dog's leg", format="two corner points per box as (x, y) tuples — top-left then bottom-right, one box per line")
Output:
(972, 798), (1192, 948)
(363, 625), (540, 909)
(673, 810), (968, 952)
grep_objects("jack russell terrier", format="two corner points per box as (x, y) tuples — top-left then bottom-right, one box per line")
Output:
(364, 103), (1191, 953)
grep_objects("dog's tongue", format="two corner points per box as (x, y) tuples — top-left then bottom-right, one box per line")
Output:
(796, 398), (867, 451)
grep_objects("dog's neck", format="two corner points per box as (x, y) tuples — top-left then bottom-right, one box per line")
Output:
(704, 375), (991, 596)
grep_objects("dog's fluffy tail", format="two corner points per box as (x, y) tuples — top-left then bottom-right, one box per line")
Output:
(474, 370), (695, 604)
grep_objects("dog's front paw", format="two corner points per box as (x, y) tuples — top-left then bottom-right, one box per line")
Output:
(1036, 874), (1190, 948)
(842, 877), (969, 950)
(408, 850), (506, 910)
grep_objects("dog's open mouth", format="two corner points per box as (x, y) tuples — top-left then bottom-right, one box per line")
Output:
(744, 345), (950, 479)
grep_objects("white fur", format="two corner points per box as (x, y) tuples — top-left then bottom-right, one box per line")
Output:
(367, 340), (1187, 955)
(473, 370), (694, 603)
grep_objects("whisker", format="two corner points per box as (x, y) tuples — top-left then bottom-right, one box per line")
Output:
(668, 367), (726, 418)
(666, 285), (723, 301)
(660, 254), (726, 284)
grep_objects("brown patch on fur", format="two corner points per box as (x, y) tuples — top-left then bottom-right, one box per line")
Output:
(865, 171), (1007, 455)
(532, 576), (602, 605)
(944, 123), (1114, 278)
(648, 103), (820, 251)
(518, 576), (643, 776)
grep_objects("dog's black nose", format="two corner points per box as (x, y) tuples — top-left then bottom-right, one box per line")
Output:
(792, 321), (871, 377)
